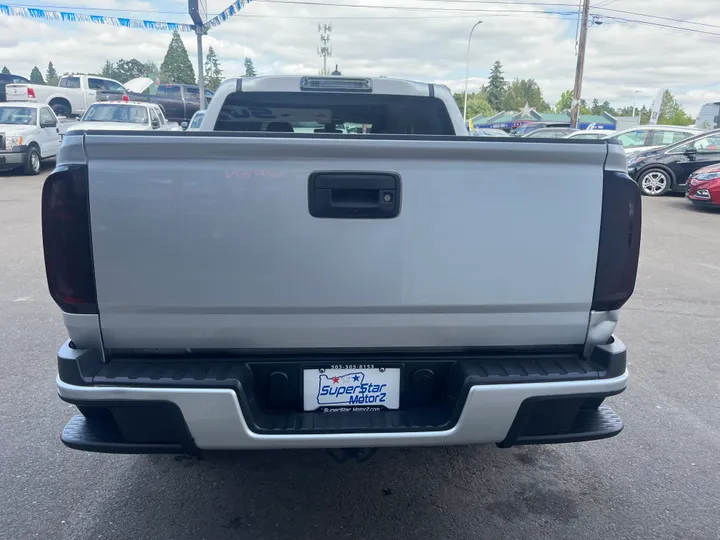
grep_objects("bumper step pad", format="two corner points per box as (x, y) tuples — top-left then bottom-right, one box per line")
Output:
(61, 415), (186, 455)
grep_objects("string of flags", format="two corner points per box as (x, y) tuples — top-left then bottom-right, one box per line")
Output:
(0, 4), (196, 32)
(203, 0), (253, 30)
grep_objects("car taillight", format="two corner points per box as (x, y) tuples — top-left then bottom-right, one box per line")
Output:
(41, 165), (98, 314)
(28, 87), (36, 98)
(592, 171), (642, 312)
(122, 94), (129, 102)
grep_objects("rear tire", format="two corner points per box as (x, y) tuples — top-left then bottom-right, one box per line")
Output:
(51, 103), (72, 118)
(23, 146), (42, 175)
(639, 168), (671, 196)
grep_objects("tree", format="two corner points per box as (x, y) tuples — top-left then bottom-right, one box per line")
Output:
(100, 61), (115, 79)
(658, 90), (694, 126)
(502, 79), (550, 112)
(243, 57), (256, 77)
(453, 92), (494, 118)
(45, 62), (59, 86)
(591, 98), (601, 115)
(113, 59), (148, 82)
(30, 66), (45, 84)
(555, 89), (573, 113)
(486, 61), (506, 111)
(204, 46), (223, 91)
(144, 61), (161, 83)
(160, 30), (196, 84)
(1, 65), (9, 74)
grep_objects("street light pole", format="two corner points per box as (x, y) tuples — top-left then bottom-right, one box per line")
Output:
(632, 90), (639, 119)
(463, 20), (483, 124)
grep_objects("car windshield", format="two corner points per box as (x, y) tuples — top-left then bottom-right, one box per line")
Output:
(0, 107), (36, 125)
(82, 104), (149, 125)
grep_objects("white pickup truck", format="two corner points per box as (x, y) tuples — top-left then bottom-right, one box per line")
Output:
(6, 74), (126, 118)
(66, 101), (181, 133)
(0, 102), (63, 174)
(47, 76), (640, 458)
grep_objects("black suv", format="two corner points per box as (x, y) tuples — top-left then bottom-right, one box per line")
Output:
(0, 73), (31, 102)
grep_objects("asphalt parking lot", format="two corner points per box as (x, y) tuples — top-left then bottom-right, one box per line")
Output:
(1, 165), (719, 540)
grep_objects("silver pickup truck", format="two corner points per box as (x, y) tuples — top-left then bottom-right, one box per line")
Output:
(45, 76), (640, 457)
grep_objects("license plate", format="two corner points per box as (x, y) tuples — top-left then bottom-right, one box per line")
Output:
(303, 367), (401, 412)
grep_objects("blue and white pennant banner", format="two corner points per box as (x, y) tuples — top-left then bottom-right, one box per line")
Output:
(203, 0), (252, 30)
(0, 4), (196, 32)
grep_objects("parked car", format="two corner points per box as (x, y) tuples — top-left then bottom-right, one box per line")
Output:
(0, 102), (62, 175)
(5, 74), (128, 118)
(685, 164), (720, 208)
(565, 130), (615, 140)
(469, 127), (510, 137)
(0, 73), (31, 102)
(185, 110), (205, 131)
(66, 101), (176, 133)
(123, 78), (214, 124)
(627, 129), (720, 196)
(48, 75), (638, 457)
(522, 127), (577, 138)
(512, 122), (572, 136)
(606, 125), (704, 156)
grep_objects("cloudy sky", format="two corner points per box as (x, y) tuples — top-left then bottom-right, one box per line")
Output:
(1, 0), (719, 115)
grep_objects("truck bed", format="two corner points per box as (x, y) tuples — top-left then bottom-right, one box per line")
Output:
(72, 132), (616, 350)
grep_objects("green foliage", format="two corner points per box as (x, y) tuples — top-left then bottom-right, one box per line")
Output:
(502, 78), (550, 112)
(204, 46), (223, 91)
(160, 30), (196, 85)
(244, 57), (256, 77)
(30, 66), (45, 84)
(456, 93), (494, 119)
(555, 89), (590, 114)
(658, 90), (694, 125)
(486, 60), (506, 111)
(45, 62), (59, 86)
(99, 59), (160, 84)
(1, 65), (9, 74)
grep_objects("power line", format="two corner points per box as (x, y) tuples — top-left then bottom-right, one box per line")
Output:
(596, 7), (720, 30)
(601, 15), (720, 38)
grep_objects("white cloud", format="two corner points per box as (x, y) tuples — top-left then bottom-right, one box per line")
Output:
(1, 0), (719, 114)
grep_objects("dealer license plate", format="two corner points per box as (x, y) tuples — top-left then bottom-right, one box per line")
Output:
(303, 367), (401, 412)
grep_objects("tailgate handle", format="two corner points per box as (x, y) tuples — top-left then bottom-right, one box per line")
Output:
(308, 172), (401, 219)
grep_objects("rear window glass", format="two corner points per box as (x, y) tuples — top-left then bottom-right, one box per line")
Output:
(214, 92), (455, 135)
(60, 77), (80, 89)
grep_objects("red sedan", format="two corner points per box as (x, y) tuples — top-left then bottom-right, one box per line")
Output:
(686, 164), (720, 208)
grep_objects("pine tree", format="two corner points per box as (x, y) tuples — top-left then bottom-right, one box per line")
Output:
(486, 61), (506, 112)
(30, 66), (45, 84)
(45, 62), (59, 86)
(160, 30), (196, 85)
(243, 57), (256, 77)
(204, 46), (223, 91)
(1, 66), (9, 74)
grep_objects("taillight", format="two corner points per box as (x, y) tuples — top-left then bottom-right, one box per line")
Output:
(122, 94), (129, 102)
(28, 87), (36, 98)
(41, 165), (98, 314)
(591, 171), (642, 311)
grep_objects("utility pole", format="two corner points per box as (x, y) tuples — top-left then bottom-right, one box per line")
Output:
(317, 24), (332, 76)
(570, 0), (590, 129)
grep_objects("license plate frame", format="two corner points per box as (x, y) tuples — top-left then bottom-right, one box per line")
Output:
(302, 364), (402, 412)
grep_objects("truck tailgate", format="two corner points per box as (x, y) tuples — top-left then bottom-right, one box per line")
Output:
(85, 134), (607, 350)
(5, 85), (30, 101)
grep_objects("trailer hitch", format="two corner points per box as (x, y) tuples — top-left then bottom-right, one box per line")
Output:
(326, 447), (378, 464)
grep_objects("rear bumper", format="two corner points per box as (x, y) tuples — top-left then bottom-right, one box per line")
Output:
(57, 338), (629, 454)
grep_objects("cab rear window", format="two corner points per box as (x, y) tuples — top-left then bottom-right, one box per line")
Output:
(214, 91), (454, 135)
